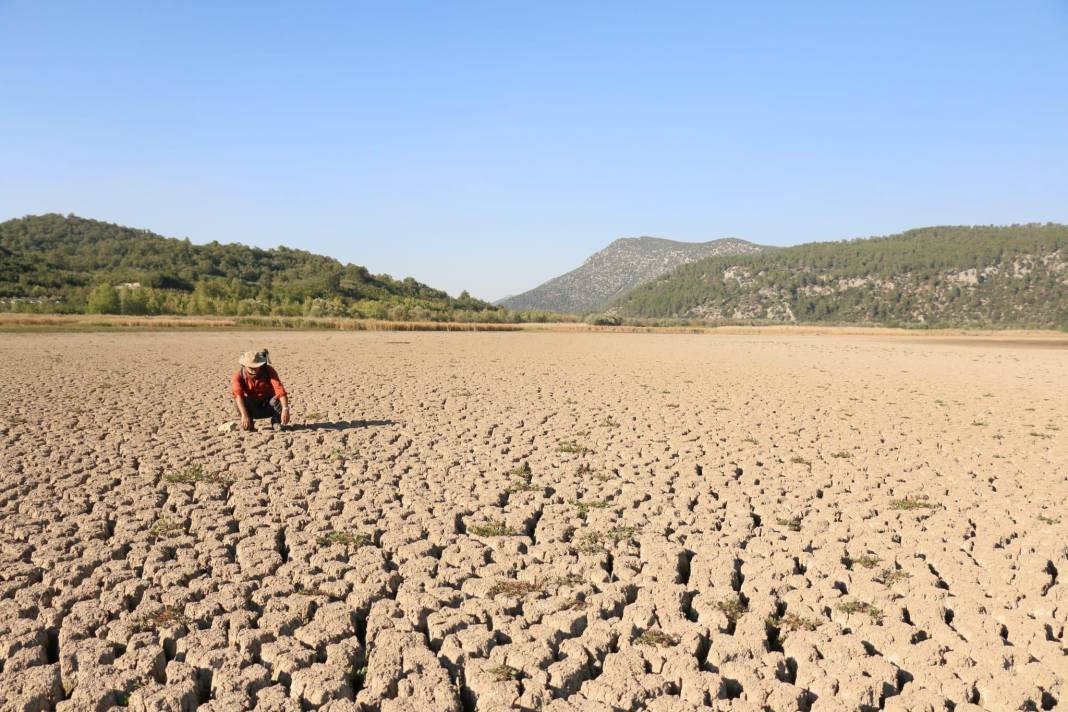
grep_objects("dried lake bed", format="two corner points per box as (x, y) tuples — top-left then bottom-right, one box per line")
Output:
(1, 331), (1065, 711)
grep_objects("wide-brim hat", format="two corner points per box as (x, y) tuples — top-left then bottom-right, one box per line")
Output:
(239, 350), (269, 368)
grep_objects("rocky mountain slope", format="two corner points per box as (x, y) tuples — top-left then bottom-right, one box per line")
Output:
(613, 224), (1068, 328)
(499, 236), (766, 313)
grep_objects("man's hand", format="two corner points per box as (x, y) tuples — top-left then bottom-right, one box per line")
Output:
(280, 408), (290, 425)
(240, 414), (252, 431)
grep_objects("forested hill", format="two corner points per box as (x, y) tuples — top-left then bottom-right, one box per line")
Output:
(612, 225), (1068, 328)
(0, 214), (498, 319)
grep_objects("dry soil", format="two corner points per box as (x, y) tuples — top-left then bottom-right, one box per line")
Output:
(1, 331), (1065, 711)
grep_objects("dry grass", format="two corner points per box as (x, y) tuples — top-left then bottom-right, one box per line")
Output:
(4, 314), (1068, 340)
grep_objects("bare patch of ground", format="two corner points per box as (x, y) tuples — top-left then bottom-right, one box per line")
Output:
(0, 331), (1064, 711)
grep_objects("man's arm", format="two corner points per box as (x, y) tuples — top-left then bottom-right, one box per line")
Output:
(234, 395), (252, 430)
(278, 394), (290, 425)
(269, 369), (290, 425)
(231, 371), (252, 430)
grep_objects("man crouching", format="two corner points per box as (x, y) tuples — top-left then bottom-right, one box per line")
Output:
(232, 349), (291, 431)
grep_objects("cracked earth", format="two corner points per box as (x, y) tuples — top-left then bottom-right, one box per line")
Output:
(1, 331), (1065, 711)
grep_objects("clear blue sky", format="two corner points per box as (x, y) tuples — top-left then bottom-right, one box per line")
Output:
(2, 2), (1066, 301)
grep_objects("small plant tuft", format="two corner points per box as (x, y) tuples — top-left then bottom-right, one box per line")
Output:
(294, 582), (331, 598)
(489, 664), (523, 681)
(468, 520), (520, 537)
(550, 573), (585, 588)
(575, 532), (603, 553)
(505, 480), (540, 494)
(575, 525), (635, 553)
(132, 605), (190, 633)
(790, 456), (812, 467)
(149, 517), (183, 537)
(766, 612), (822, 638)
(605, 525), (636, 542)
(830, 450), (852, 459)
(1036, 514), (1061, 525)
(601, 416), (620, 428)
(776, 516), (802, 532)
(560, 596), (590, 610)
(504, 462), (539, 494)
(876, 568), (910, 587)
(487, 579), (540, 598)
(577, 462), (610, 481)
(635, 629), (678, 647)
(347, 650), (368, 689)
(115, 680), (143, 706)
(889, 496), (937, 511)
(509, 461), (533, 478)
(842, 553), (882, 570)
(317, 530), (372, 549)
(162, 464), (228, 485)
(556, 439), (591, 455)
(714, 597), (747, 624)
(570, 498), (609, 519)
(836, 600), (884, 623)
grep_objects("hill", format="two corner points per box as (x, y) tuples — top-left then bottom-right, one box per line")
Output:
(498, 236), (767, 313)
(0, 214), (499, 320)
(612, 225), (1068, 328)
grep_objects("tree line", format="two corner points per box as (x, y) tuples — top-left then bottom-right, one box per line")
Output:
(0, 214), (549, 322)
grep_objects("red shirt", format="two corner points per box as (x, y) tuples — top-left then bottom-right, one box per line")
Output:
(231, 366), (287, 401)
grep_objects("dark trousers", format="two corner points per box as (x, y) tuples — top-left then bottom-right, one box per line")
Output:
(238, 396), (282, 424)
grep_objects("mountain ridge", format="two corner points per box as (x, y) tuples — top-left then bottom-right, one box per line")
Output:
(499, 235), (767, 313)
